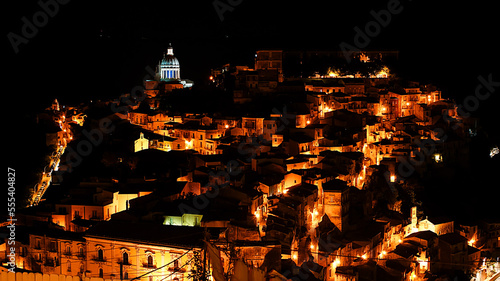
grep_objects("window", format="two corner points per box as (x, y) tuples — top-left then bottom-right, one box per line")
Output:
(20, 247), (27, 257)
(97, 248), (104, 261)
(74, 210), (80, 219)
(99, 268), (103, 278)
(147, 255), (154, 268)
(123, 252), (129, 265)
(67, 260), (71, 272)
(49, 241), (57, 252)
(92, 210), (98, 218)
(174, 258), (179, 268)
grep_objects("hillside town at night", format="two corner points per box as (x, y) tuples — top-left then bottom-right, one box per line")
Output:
(3, 43), (500, 281)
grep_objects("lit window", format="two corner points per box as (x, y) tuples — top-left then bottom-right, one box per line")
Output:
(123, 252), (129, 265)
(97, 248), (104, 261)
(148, 255), (154, 268)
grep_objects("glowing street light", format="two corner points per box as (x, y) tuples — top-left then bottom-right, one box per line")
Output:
(379, 251), (387, 259)
(490, 146), (499, 158)
(434, 153), (443, 163)
(468, 238), (476, 246)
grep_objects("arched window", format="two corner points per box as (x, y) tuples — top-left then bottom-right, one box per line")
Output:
(147, 255), (154, 268)
(99, 268), (104, 278)
(97, 248), (104, 261)
(123, 252), (129, 265)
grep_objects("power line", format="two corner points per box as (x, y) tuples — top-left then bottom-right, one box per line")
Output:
(159, 255), (196, 281)
(130, 248), (193, 281)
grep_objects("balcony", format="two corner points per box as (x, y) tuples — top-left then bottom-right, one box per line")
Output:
(168, 267), (186, 273)
(44, 259), (60, 267)
(142, 262), (156, 269)
(117, 258), (132, 266)
(91, 255), (107, 263)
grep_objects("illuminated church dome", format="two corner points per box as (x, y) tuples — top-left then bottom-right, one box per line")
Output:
(158, 44), (180, 81)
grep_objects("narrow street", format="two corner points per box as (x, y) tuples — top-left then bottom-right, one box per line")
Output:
(29, 111), (73, 206)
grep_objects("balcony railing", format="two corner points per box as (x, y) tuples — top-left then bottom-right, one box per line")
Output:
(44, 259), (60, 267)
(117, 258), (131, 266)
(142, 263), (156, 269)
(91, 255), (107, 262)
(168, 267), (186, 273)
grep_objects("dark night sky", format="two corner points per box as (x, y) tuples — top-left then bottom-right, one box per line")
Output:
(6, 0), (499, 95)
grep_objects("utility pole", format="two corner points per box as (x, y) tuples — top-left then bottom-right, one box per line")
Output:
(202, 227), (208, 281)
